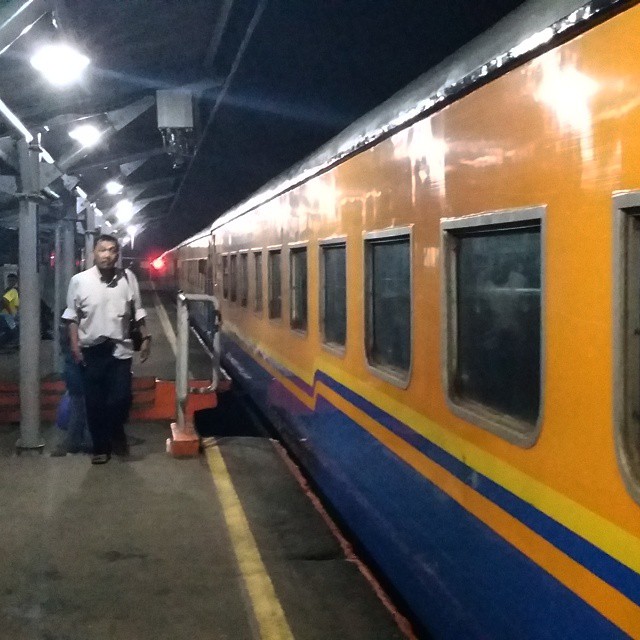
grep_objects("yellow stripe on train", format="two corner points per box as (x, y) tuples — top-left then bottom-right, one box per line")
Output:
(228, 327), (640, 582)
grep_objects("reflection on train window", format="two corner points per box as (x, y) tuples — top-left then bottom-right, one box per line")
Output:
(222, 255), (229, 299)
(321, 242), (346, 348)
(240, 253), (248, 307)
(364, 230), (411, 383)
(443, 209), (543, 441)
(268, 249), (282, 319)
(229, 254), (237, 302)
(613, 198), (640, 503)
(254, 251), (263, 313)
(290, 247), (308, 331)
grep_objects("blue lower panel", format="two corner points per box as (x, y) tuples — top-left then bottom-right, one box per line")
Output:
(222, 337), (628, 640)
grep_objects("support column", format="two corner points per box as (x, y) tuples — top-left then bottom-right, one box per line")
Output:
(84, 200), (95, 268)
(61, 216), (75, 294)
(16, 138), (43, 452)
(52, 221), (63, 373)
(59, 214), (76, 373)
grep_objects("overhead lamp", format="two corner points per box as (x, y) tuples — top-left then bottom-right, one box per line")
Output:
(105, 180), (123, 195)
(30, 43), (90, 87)
(69, 124), (101, 148)
(115, 199), (134, 223)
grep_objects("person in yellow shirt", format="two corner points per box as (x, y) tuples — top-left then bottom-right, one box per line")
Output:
(2, 273), (18, 314)
(0, 273), (19, 342)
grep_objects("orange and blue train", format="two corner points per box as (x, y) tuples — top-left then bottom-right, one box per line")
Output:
(157, 0), (640, 636)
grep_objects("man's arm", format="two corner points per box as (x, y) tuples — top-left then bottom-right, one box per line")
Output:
(1, 294), (10, 314)
(137, 317), (151, 362)
(62, 276), (82, 362)
(67, 320), (83, 364)
(126, 269), (151, 361)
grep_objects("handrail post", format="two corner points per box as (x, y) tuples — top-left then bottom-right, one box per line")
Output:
(169, 291), (224, 457)
(175, 291), (189, 430)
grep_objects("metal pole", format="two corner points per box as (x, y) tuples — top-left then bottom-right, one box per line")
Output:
(52, 221), (63, 373)
(176, 292), (189, 430)
(0, 0), (49, 60)
(16, 138), (43, 452)
(84, 201), (95, 268)
(61, 216), (75, 294)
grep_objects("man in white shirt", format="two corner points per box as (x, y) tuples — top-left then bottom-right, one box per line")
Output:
(62, 234), (151, 464)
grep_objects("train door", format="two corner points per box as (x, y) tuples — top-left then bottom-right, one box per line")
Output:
(205, 233), (216, 348)
(206, 233), (215, 297)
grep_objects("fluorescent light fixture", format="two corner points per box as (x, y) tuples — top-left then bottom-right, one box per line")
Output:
(116, 199), (134, 223)
(69, 124), (101, 148)
(30, 44), (90, 87)
(105, 180), (123, 195)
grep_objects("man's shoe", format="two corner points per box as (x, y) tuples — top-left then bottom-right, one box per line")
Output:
(91, 453), (111, 465)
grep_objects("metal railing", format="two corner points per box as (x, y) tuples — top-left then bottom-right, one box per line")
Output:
(175, 291), (221, 431)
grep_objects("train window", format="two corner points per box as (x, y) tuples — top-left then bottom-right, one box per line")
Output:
(254, 251), (263, 313)
(222, 255), (229, 299)
(613, 194), (640, 503)
(229, 254), (237, 302)
(239, 253), (248, 307)
(441, 207), (544, 445)
(320, 240), (346, 349)
(198, 259), (207, 274)
(364, 229), (411, 386)
(268, 248), (282, 319)
(290, 246), (308, 332)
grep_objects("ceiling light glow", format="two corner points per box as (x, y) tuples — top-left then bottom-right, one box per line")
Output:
(69, 124), (101, 148)
(105, 180), (123, 195)
(30, 44), (90, 87)
(116, 199), (134, 223)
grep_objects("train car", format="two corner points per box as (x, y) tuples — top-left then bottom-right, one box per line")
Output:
(164, 0), (640, 636)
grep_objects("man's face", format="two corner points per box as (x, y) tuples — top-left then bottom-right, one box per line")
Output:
(94, 240), (119, 270)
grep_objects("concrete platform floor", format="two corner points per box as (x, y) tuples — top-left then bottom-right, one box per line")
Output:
(0, 421), (409, 639)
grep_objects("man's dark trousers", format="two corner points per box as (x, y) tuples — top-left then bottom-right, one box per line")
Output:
(82, 341), (132, 456)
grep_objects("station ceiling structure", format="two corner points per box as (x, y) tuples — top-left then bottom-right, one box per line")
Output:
(0, 0), (526, 254)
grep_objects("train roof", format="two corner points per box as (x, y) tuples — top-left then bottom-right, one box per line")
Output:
(176, 0), (618, 250)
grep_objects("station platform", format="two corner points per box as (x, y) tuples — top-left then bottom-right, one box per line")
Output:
(0, 285), (412, 639)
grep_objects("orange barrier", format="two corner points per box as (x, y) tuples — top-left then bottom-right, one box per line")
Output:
(0, 377), (217, 426)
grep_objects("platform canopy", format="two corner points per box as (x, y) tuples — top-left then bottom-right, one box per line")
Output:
(0, 0), (526, 254)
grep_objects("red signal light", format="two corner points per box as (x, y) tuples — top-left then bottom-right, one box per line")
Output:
(151, 257), (165, 271)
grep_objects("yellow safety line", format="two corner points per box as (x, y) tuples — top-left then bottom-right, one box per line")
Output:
(206, 446), (295, 640)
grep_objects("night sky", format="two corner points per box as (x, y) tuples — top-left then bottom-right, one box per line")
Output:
(146, 0), (527, 251)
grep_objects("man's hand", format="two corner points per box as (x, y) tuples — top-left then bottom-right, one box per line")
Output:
(140, 337), (151, 363)
(71, 345), (84, 365)
(68, 321), (83, 364)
